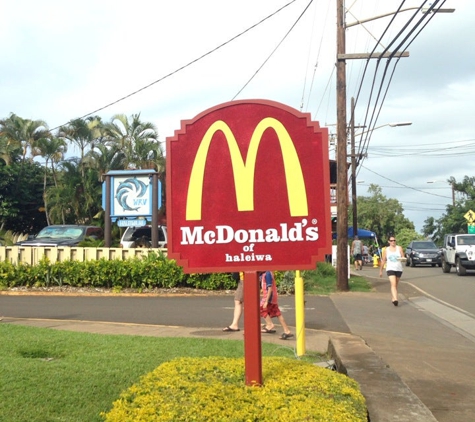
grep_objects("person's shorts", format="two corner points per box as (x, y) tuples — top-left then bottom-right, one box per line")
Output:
(353, 253), (362, 261)
(260, 303), (281, 318)
(234, 280), (243, 302)
(386, 270), (402, 278)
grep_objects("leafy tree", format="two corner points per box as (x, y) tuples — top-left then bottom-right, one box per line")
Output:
(422, 216), (438, 239)
(453, 176), (475, 202)
(0, 161), (47, 233)
(423, 176), (475, 242)
(394, 228), (425, 250)
(44, 158), (100, 225)
(355, 184), (414, 241)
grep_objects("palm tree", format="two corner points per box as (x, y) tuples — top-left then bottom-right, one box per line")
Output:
(83, 141), (123, 181)
(58, 116), (103, 178)
(45, 158), (82, 224)
(0, 113), (49, 162)
(0, 114), (50, 207)
(0, 134), (22, 165)
(103, 113), (163, 170)
(36, 137), (68, 225)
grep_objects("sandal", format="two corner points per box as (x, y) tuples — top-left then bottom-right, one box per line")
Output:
(222, 326), (240, 332)
(280, 332), (294, 340)
(261, 327), (276, 333)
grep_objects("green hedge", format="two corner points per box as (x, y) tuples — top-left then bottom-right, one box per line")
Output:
(0, 253), (293, 292)
(0, 252), (239, 292)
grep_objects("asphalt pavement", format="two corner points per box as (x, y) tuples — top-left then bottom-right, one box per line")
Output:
(1, 265), (475, 422)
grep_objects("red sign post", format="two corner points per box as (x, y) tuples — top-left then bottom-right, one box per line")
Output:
(166, 100), (331, 385)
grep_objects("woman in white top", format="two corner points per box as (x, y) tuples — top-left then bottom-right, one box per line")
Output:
(379, 236), (404, 306)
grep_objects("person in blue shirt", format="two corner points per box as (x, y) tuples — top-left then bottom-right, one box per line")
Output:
(260, 271), (293, 340)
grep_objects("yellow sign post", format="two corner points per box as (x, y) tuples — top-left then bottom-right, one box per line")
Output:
(463, 210), (475, 224)
(464, 210), (475, 233)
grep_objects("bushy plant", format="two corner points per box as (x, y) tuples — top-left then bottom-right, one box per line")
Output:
(275, 270), (296, 294)
(314, 261), (337, 277)
(0, 230), (27, 246)
(0, 260), (16, 288)
(78, 237), (105, 247)
(186, 272), (237, 290)
(101, 356), (367, 421)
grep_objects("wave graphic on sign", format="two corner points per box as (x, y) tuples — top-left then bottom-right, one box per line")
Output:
(115, 178), (148, 211)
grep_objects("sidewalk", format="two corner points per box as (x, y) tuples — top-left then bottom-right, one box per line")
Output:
(2, 267), (475, 422)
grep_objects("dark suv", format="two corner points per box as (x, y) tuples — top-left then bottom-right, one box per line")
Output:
(405, 240), (442, 267)
(15, 225), (104, 247)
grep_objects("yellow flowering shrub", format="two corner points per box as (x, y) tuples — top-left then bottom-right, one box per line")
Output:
(101, 356), (366, 421)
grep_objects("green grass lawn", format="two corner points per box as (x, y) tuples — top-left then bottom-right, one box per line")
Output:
(0, 324), (325, 422)
(304, 270), (372, 295)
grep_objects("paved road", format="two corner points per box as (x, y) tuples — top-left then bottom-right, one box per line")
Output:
(395, 264), (475, 315)
(0, 293), (350, 333)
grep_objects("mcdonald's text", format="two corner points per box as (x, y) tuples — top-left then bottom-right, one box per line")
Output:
(181, 219), (318, 245)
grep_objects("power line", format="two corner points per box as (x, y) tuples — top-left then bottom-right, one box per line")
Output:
(360, 164), (454, 201)
(349, 0), (448, 170)
(50, 0), (298, 132)
(232, 0), (314, 100)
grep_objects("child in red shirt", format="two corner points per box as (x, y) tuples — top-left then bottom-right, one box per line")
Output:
(260, 271), (293, 340)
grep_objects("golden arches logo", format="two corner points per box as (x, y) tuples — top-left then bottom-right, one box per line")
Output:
(186, 117), (308, 221)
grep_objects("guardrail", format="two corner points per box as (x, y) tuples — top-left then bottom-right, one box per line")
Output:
(0, 246), (167, 265)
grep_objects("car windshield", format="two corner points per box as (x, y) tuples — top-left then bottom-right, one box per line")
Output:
(413, 242), (437, 249)
(458, 236), (475, 246)
(36, 227), (84, 240)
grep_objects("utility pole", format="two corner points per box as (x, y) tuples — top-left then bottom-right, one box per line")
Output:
(336, 0), (348, 291)
(350, 97), (357, 239)
(335, 2), (415, 291)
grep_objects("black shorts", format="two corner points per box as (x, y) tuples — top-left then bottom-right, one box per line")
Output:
(386, 270), (402, 278)
(353, 254), (362, 261)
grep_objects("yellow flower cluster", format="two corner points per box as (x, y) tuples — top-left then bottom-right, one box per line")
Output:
(101, 357), (366, 421)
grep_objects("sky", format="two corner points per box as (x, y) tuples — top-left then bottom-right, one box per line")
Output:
(2, 0), (474, 233)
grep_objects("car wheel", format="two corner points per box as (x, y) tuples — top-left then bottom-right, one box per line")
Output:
(405, 256), (410, 267)
(441, 259), (451, 273)
(431, 264), (436, 267)
(456, 257), (467, 276)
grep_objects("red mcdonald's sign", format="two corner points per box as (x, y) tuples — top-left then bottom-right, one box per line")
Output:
(166, 100), (331, 273)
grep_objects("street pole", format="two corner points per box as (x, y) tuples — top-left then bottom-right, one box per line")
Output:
(336, 0), (348, 291)
(350, 97), (357, 239)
